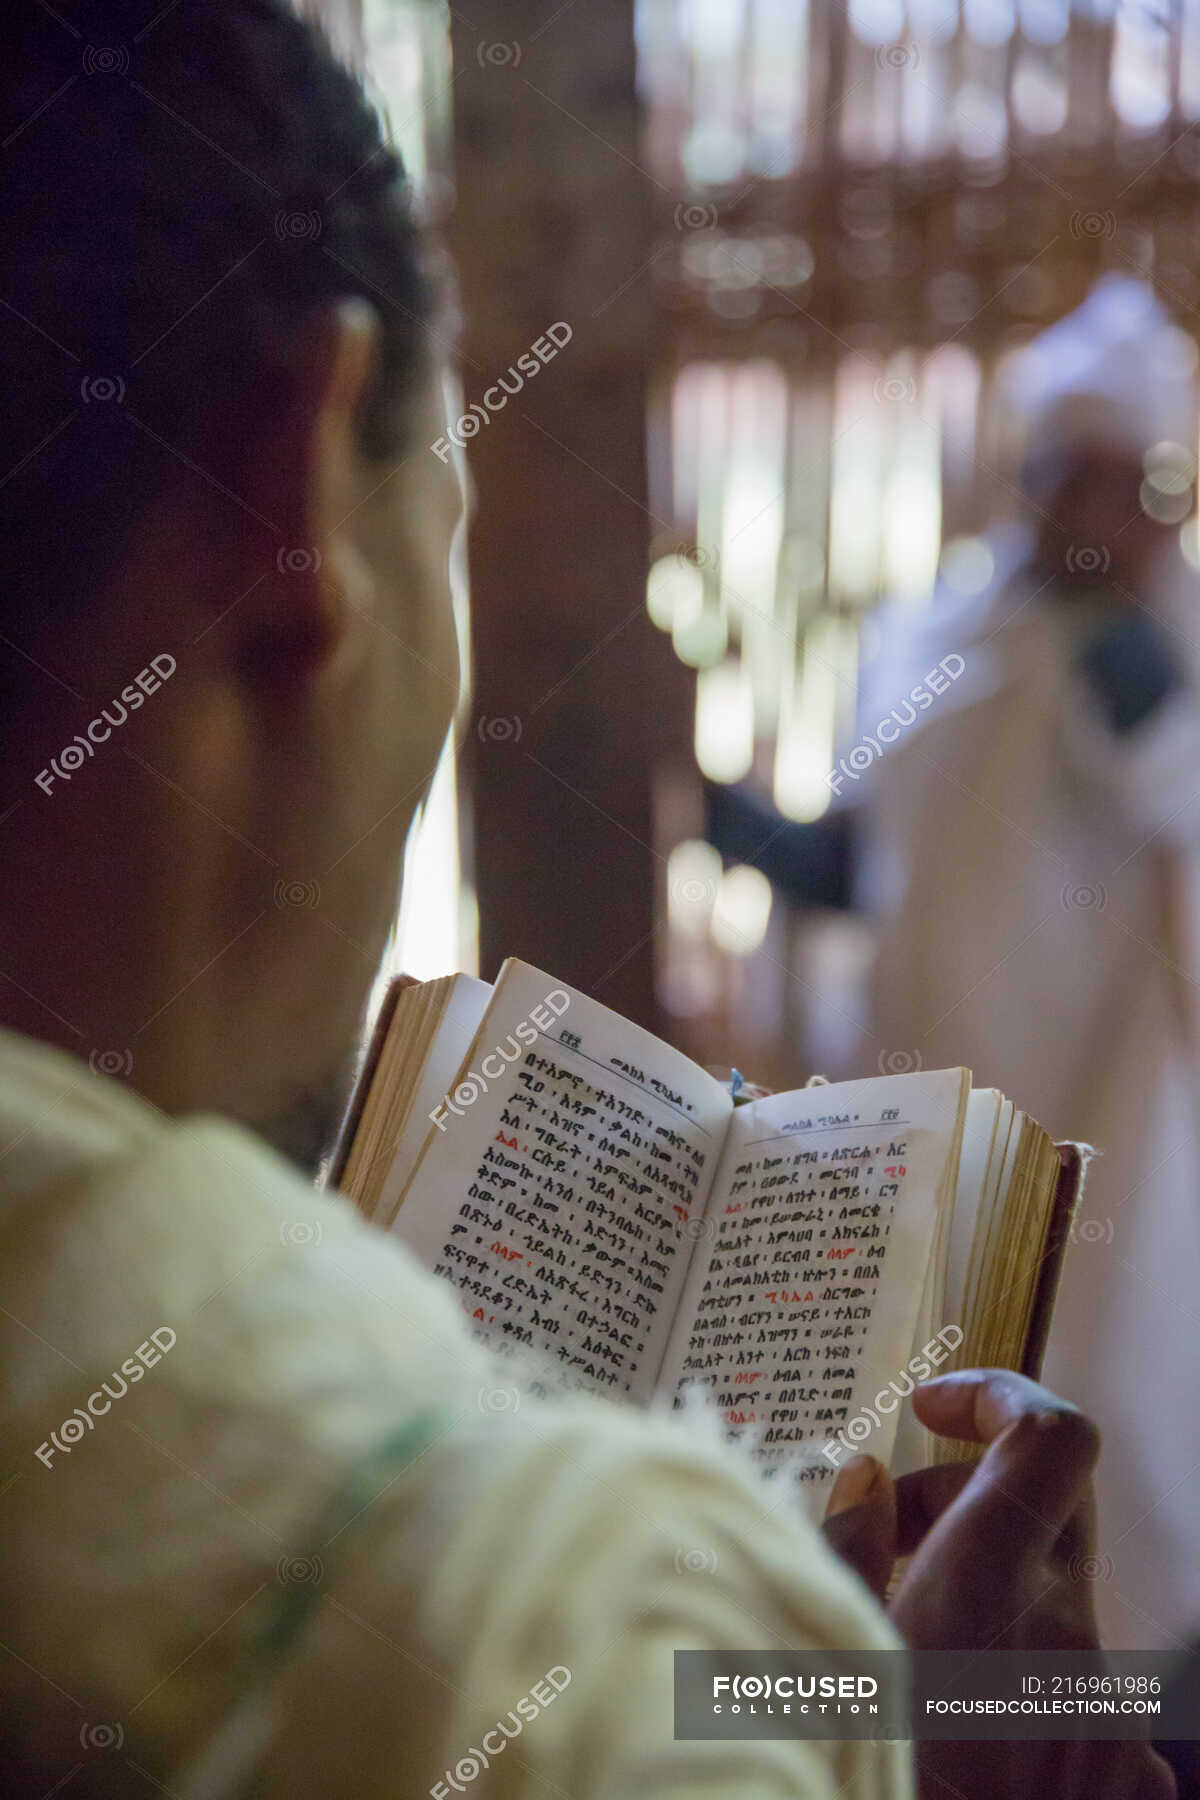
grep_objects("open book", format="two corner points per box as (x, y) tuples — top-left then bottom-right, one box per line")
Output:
(330, 959), (1081, 1507)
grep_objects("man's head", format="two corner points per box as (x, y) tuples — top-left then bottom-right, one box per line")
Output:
(1024, 439), (1167, 590)
(1007, 275), (1194, 593)
(0, 1), (463, 1167)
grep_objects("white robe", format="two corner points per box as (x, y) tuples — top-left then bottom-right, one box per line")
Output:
(0, 1024), (910, 1798)
(854, 527), (1200, 1650)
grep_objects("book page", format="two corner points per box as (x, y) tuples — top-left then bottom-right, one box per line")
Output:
(373, 974), (493, 1230)
(888, 1083), (996, 1475)
(941, 1088), (1004, 1336)
(391, 960), (734, 1404)
(654, 1068), (969, 1511)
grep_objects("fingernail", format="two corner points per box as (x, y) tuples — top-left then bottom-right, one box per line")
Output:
(829, 1454), (880, 1510)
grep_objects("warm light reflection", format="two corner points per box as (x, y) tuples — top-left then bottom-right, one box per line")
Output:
(694, 658), (755, 783)
(941, 535), (996, 596)
(647, 554), (705, 631)
(712, 864), (774, 955)
(667, 839), (723, 941)
(638, 0), (1200, 187)
(773, 615), (846, 822)
(363, 0), (452, 208)
(829, 359), (885, 605)
(391, 736), (465, 980)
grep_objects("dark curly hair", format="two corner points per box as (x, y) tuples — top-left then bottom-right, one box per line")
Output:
(0, 0), (433, 646)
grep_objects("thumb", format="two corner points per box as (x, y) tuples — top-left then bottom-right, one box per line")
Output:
(913, 1374), (1100, 1570)
(822, 1455), (896, 1601)
(971, 1408), (1100, 1556)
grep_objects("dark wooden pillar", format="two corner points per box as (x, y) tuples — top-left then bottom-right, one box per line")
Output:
(450, 4), (670, 1030)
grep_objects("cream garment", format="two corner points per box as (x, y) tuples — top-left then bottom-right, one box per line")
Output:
(0, 1026), (911, 1799)
(854, 532), (1200, 1651)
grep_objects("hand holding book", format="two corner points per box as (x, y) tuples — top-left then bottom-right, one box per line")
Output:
(331, 959), (1082, 1513)
(822, 1369), (1175, 1800)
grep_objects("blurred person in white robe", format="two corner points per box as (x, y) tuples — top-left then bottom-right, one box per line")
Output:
(851, 274), (1200, 1650)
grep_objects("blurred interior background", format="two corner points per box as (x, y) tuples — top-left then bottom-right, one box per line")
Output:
(305, 0), (1200, 1088)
